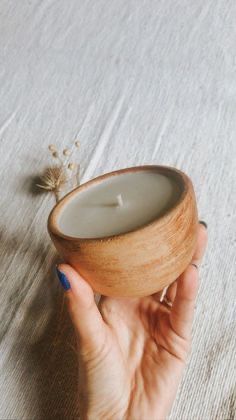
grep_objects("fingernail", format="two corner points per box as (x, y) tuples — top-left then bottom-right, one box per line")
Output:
(199, 220), (207, 229)
(191, 263), (198, 270)
(56, 266), (71, 291)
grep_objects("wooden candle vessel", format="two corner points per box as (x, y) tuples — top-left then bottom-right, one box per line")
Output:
(48, 165), (198, 297)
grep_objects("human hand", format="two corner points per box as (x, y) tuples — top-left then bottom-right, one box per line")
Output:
(56, 222), (207, 420)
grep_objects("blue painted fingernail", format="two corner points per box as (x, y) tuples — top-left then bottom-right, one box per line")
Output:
(56, 266), (71, 291)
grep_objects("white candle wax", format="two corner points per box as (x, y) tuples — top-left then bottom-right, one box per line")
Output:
(57, 170), (181, 239)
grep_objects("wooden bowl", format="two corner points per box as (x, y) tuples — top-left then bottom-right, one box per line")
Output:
(48, 165), (198, 297)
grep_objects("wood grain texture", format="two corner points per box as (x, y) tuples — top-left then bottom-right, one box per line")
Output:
(48, 166), (198, 297)
(0, 0), (235, 419)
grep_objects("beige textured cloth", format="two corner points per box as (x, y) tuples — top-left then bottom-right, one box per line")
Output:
(0, 0), (235, 418)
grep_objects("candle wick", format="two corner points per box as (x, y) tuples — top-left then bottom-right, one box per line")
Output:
(117, 194), (123, 207)
(103, 194), (124, 207)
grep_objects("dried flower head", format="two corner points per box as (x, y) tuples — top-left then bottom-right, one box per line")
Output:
(37, 166), (68, 192)
(48, 144), (57, 152)
(63, 148), (71, 156)
(52, 151), (59, 158)
(68, 162), (77, 171)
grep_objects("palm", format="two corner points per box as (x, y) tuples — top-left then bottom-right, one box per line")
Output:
(94, 295), (187, 418)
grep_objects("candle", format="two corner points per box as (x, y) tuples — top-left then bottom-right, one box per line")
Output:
(57, 169), (182, 239)
(48, 166), (197, 297)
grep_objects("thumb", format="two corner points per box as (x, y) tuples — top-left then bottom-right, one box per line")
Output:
(56, 264), (106, 350)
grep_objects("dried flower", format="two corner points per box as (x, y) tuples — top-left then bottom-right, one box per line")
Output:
(48, 144), (57, 152)
(63, 148), (71, 156)
(68, 162), (77, 170)
(36, 166), (68, 201)
(37, 140), (81, 202)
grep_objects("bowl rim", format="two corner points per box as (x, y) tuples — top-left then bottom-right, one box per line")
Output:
(47, 165), (191, 243)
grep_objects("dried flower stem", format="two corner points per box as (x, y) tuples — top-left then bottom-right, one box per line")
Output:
(76, 164), (80, 186)
(54, 189), (60, 202)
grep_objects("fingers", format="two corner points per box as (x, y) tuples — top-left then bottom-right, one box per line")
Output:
(165, 281), (177, 302)
(170, 265), (199, 339)
(191, 221), (208, 267)
(56, 264), (106, 349)
(165, 221), (208, 303)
